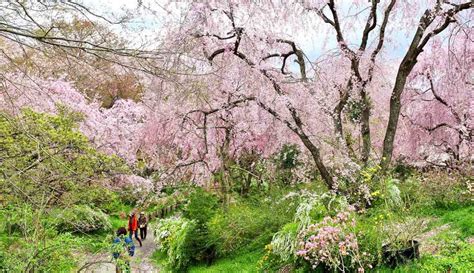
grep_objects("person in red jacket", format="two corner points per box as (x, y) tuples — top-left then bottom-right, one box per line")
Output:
(128, 212), (142, 247)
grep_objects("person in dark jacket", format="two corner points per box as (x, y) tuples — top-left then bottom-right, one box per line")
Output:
(138, 212), (148, 240)
(112, 227), (135, 273)
(128, 212), (142, 247)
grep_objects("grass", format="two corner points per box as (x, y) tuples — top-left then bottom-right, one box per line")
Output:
(188, 250), (263, 273)
(438, 206), (473, 238)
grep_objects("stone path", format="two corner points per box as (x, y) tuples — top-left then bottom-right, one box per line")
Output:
(79, 229), (159, 273)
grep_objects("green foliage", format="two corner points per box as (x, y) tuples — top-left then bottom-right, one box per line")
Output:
(260, 191), (341, 270)
(110, 215), (129, 231)
(369, 176), (403, 210)
(393, 170), (472, 212)
(230, 149), (264, 195)
(183, 187), (219, 226)
(353, 216), (383, 267)
(0, 203), (112, 272)
(116, 185), (144, 206)
(0, 109), (127, 208)
(181, 188), (219, 263)
(395, 176), (430, 210)
(1, 204), (37, 235)
(65, 185), (120, 212)
(275, 144), (300, 170)
(271, 144), (301, 185)
(417, 245), (474, 272)
(420, 171), (472, 209)
(0, 109), (130, 271)
(153, 216), (196, 272)
(340, 163), (382, 208)
(0, 233), (79, 272)
(52, 205), (112, 233)
(392, 162), (417, 181)
(208, 196), (294, 257)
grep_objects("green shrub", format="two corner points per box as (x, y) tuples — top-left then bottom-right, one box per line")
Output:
(75, 186), (119, 212)
(273, 144), (301, 185)
(52, 205), (112, 233)
(208, 200), (290, 257)
(275, 144), (300, 170)
(0, 233), (80, 272)
(182, 188), (219, 263)
(116, 185), (144, 206)
(153, 216), (196, 272)
(395, 171), (472, 211)
(183, 188), (219, 226)
(1, 204), (35, 235)
(0, 109), (127, 209)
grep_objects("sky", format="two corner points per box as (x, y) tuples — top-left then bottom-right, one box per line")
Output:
(74, 0), (472, 67)
(78, 0), (417, 61)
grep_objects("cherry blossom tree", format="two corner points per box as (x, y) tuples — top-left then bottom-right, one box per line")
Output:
(380, 0), (473, 168)
(164, 0), (472, 189)
(398, 28), (473, 166)
(1, 0), (472, 192)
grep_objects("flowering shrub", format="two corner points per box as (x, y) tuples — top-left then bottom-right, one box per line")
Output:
(259, 191), (352, 271)
(297, 209), (372, 272)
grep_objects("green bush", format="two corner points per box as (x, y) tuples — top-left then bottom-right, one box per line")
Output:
(75, 186), (119, 212)
(183, 188), (219, 226)
(275, 144), (300, 170)
(182, 188), (219, 263)
(0, 233), (80, 272)
(1, 204), (35, 235)
(153, 216), (196, 272)
(0, 109), (127, 209)
(52, 205), (112, 233)
(208, 200), (290, 257)
(272, 144), (301, 185)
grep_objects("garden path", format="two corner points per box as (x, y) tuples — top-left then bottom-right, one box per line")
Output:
(80, 229), (159, 273)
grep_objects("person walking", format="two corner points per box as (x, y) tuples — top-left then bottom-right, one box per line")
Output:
(128, 211), (142, 247)
(112, 227), (135, 273)
(138, 212), (148, 240)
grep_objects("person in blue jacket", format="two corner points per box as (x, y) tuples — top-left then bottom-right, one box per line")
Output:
(112, 227), (135, 273)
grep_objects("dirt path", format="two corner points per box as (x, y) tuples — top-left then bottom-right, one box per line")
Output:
(79, 229), (159, 273)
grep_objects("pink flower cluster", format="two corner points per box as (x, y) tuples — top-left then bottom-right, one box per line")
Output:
(297, 210), (370, 272)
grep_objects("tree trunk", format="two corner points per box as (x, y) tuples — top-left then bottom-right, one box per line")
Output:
(380, 19), (426, 168)
(333, 80), (357, 159)
(297, 131), (335, 190)
(381, 67), (411, 169)
(360, 90), (371, 164)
